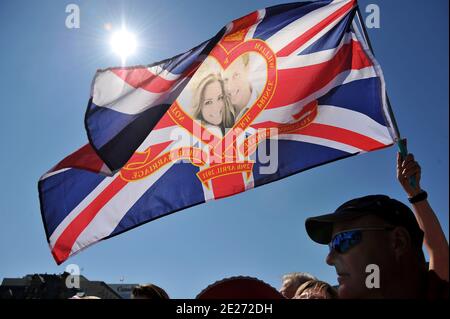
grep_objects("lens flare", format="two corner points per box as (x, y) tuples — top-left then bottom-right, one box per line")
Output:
(110, 29), (137, 63)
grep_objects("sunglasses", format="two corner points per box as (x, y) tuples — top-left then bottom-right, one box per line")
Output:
(329, 227), (395, 254)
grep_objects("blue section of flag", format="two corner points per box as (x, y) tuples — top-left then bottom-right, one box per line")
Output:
(39, 169), (106, 238)
(299, 8), (354, 55)
(86, 102), (170, 169)
(110, 162), (205, 236)
(162, 40), (210, 75)
(253, 1), (332, 41)
(86, 102), (141, 149)
(318, 77), (385, 126)
(252, 139), (351, 187)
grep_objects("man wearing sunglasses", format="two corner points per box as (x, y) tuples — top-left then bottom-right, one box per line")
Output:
(305, 194), (448, 299)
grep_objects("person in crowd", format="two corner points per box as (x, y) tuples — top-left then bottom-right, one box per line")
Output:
(131, 283), (170, 299)
(292, 279), (338, 299)
(279, 272), (317, 299)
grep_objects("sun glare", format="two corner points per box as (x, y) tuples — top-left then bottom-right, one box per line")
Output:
(110, 29), (137, 64)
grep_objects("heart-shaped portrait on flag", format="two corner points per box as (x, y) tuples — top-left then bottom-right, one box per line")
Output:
(177, 48), (269, 137)
(171, 38), (278, 164)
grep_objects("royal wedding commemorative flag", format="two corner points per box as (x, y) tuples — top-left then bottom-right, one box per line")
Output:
(39, 0), (398, 264)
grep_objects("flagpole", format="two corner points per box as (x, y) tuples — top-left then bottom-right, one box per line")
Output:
(355, 6), (416, 188)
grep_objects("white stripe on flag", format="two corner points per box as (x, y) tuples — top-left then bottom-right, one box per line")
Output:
(92, 70), (191, 115)
(285, 4), (355, 57)
(277, 134), (362, 153)
(253, 66), (378, 124)
(136, 125), (180, 152)
(276, 32), (355, 70)
(49, 174), (118, 247)
(148, 65), (184, 82)
(314, 105), (392, 145)
(245, 9), (266, 41)
(70, 160), (175, 255)
(266, 0), (353, 54)
(40, 168), (71, 181)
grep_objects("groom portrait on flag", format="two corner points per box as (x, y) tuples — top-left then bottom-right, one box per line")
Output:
(185, 51), (264, 133)
(223, 53), (259, 122)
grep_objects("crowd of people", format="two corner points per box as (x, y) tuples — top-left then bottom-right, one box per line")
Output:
(72, 151), (448, 300)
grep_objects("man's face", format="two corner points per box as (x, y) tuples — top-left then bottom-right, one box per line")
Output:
(279, 279), (298, 299)
(325, 215), (394, 299)
(223, 57), (252, 111)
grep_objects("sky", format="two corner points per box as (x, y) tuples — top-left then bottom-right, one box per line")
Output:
(0, 0), (448, 298)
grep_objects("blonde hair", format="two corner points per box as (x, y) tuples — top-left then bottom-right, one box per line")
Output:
(191, 73), (235, 130)
(282, 272), (316, 289)
(294, 280), (338, 299)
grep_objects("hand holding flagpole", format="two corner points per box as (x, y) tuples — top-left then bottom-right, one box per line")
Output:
(397, 139), (418, 192)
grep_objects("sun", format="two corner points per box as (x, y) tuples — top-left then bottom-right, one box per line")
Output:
(110, 28), (137, 64)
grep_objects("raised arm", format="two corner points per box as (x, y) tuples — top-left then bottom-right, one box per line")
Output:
(397, 152), (449, 281)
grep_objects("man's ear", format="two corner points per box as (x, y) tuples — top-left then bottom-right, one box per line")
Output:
(390, 227), (411, 260)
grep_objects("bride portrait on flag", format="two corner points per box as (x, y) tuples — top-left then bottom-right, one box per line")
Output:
(182, 52), (268, 137)
(191, 72), (235, 137)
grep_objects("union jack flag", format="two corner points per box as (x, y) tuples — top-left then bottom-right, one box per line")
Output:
(39, 0), (398, 264)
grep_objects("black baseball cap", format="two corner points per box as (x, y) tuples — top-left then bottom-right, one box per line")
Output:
(305, 195), (424, 247)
